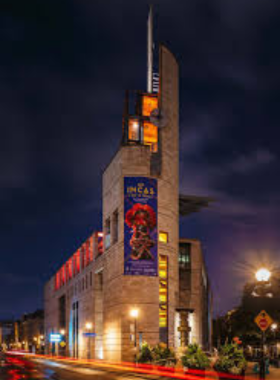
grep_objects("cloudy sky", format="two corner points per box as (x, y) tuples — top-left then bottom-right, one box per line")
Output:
(1, 0), (280, 319)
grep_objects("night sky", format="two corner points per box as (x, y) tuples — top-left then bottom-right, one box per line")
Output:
(1, 0), (280, 320)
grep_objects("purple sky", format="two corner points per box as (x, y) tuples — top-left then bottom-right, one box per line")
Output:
(1, 0), (280, 319)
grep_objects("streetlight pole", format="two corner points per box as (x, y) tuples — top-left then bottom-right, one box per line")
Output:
(255, 268), (271, 380)
(85, 322), (92, 360)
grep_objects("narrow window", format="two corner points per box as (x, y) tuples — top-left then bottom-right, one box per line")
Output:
(159, 232), (168, 243)
(105, 218), (111, 249)
(112, 210), (119, 244)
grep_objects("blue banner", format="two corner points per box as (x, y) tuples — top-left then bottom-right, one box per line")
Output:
(124, 177), (158, 276)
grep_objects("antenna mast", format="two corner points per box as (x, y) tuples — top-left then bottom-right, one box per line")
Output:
(147, 5), (153, 93)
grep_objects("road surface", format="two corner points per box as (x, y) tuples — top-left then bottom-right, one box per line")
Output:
(0, 353), (177, 380)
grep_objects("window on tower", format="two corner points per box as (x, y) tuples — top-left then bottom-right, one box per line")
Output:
(128, 119), (140, 142)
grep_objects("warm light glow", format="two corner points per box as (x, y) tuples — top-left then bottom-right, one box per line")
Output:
(271, 323), (278, 331)
(143, 121), (158, 152)
(159, 232), (168, 244)
(60, 329), (65, 335)
(256, 268), (271, 282)
(33, 337), (37, 341)
(130, 309), (139, 318)
(128, 119), (140, 141)
(40, 335), (44, 339)
(85, 322), (93, 330)
(142, 94), (158, 117)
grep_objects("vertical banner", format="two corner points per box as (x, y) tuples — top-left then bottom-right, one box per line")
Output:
(124, 177), (158, 276)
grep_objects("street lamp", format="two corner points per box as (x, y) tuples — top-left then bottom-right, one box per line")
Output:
(255, 268), (272, 380)
(85, 322), (93, 360)
(256, 268), (271, 282)
(60, 329), (65, 335)
(271, 323), (277, 331)
(85, 322), (93, 330)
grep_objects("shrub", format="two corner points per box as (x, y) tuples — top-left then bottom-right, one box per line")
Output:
(136, 342), (153, 363)
(181, 343), (210, 370)
(152, 343), (177, 366)
(214, 343), (247, 375)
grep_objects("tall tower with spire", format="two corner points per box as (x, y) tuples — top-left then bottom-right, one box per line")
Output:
(101, 7), (179, 360)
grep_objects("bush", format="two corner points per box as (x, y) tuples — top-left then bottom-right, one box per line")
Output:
(181, 343), (210, 370)
(214, 343), (247, 375)
(152, 343), (177, 366)
(137, 342), (153, 363)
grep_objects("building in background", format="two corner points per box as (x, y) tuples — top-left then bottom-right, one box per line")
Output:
(0, 320), (14, 350)
(44, 9), (212, 361)
(17, 310), (44, 353)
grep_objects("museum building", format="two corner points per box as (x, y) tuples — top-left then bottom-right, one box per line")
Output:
(44, 10), (212, 361)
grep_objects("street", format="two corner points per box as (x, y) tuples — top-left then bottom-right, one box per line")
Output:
(0, 353), (182, 380)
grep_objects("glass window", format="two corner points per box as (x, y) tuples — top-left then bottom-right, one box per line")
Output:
(142, 95), (158, 117)
(179, 242), (191, 269)
(128, 118), (140, 141)
(159, 255), (168, 329)
(143, 121), (158, 152)
(159, 232), (168, 243)
(112, 210), (119, 244)
(105, 218), (111, 249)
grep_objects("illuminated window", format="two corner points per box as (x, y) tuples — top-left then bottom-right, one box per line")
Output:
(159, 255), (168, 331)
(159, 232), (168, 243)
(143, 121), (158, 152)
(97, 232), (103, 256)
(128, 118), (140, 141)
(142, 95), (158, 117)
(179, 242), (191, 269)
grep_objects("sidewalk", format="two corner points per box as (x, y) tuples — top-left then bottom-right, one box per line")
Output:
(245, 362), (280, 380)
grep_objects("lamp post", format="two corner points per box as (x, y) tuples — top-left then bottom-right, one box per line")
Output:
(85, 322), (93, 360)
(255, 268), (271, 380)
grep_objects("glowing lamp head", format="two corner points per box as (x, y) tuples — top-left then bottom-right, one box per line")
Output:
(60, 329), (65, 335)
(271, 323), (278, 331)
(130, 309), (139, 318)
(85, 322), (93, 330)
(256, 268), (271, 282)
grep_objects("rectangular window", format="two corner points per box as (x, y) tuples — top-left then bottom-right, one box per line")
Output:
(105, 218), (111, 249)
(142, 94), (158, 117)
(112, 210), (119, 244)
(143, 121), (158, 152)
(58, 295), (66, 329)
(159, 255), (168, 333)
(128, 118), (140, 141)
(159, 232), (168, 244)
(90, 272), (92, 287)
(179, 242), (191, 290)
(179, 242), (191, 269)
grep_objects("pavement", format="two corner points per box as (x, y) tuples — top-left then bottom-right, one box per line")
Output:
(4, 352), (280, 380)
(245, 362), (280, 380)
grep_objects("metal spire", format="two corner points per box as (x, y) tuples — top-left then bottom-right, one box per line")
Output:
(147, 5), (153, 93)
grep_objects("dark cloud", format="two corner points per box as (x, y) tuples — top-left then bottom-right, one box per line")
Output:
(1, 0), (280, 318)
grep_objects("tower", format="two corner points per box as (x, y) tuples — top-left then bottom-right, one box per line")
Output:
(101, 9), (179, 361)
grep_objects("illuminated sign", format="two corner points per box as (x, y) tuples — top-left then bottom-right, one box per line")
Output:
(50, 333), (62, 343)
(124, 177), (158, 276)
